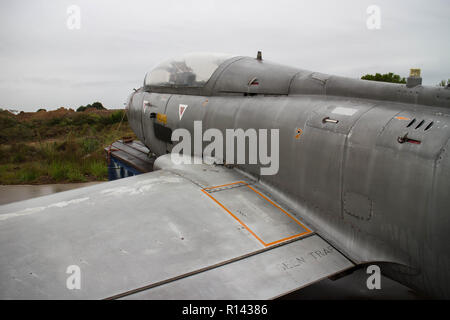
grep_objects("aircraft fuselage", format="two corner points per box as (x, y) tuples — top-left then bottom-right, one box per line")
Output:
(128, 54), (450, 298)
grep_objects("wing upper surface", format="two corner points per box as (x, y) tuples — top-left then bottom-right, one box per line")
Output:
(0, 156), (353, 299)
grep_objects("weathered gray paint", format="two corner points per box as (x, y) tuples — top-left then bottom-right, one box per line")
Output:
(1, 54), (449, 299)
(121, 234), (352, 300)
(127, 54), (450, 298)
(2, 166), (343, 299)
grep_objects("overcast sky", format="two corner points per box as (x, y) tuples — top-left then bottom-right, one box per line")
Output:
(0, 0), (449, 112)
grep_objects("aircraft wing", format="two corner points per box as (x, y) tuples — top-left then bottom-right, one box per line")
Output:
(0, 155), (354, 299)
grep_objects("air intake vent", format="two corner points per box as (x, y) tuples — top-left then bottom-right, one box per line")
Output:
(424, 121), (434, 131)
(405, 118), (433, 131)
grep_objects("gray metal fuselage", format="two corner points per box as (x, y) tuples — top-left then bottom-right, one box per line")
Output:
(128, 56), (450, 298)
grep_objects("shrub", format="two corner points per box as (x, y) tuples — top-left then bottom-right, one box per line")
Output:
(67, 166), (86, 182)
(19, 165), (40, 183)
(87, 160), (107, 179)
(76, 102), (105, 112)
(48, 162), (69, 180)
(361, 72), (406, 84)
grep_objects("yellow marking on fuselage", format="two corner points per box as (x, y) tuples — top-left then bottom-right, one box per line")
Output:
(156, 113), (167, 124)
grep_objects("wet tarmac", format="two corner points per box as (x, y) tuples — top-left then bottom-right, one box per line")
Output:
(0, 182), (104, 205)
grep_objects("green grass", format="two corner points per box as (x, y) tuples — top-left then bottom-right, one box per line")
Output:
(86, 160), (107, 178)
(19, 165), (42, 183)
(0, 109), (135, 184)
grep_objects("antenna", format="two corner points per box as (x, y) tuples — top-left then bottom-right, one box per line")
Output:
(256, 51), (262, 61)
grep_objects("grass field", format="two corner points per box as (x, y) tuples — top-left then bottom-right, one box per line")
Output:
(0, 108), (136, 184)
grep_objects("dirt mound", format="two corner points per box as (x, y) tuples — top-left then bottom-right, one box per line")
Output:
(0, 110), (17, 118)
(14, 107), (120, 122)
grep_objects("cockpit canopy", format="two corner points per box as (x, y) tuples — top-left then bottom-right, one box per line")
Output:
(142, 52), (302, 96)
(144, 52), (235, 88)
(141, 52), (450, 109)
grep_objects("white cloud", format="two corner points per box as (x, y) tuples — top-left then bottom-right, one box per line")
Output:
(0, 0), (449, 111)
